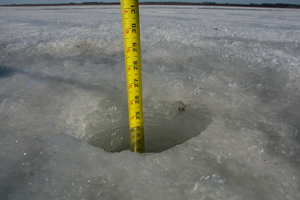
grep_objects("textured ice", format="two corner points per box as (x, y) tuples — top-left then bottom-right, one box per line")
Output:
(0, 5), (300, 200)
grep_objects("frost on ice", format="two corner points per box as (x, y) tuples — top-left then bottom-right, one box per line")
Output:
(0, 5), (300, 200)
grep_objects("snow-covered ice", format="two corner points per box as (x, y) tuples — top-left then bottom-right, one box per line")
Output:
(0, 5), (300, 200)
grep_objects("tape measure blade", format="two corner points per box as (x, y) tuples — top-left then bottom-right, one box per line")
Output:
(121, 0), (144, 153)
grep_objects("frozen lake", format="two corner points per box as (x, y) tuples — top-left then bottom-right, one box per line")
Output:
(0, 5), (300, 200)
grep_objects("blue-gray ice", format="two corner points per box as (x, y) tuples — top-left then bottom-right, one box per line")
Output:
(0, 5), (300, 200)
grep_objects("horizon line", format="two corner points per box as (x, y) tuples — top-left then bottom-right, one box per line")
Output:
(1, 2), (300, 7)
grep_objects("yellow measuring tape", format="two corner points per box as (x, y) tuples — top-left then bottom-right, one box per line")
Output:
(120, 0), (144, 153)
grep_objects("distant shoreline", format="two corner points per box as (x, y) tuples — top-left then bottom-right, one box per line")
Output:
(0, 2), (299, 9)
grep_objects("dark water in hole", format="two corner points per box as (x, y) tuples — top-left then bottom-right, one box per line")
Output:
(86, 125), (208, 152)
(83, 101), (213, 152)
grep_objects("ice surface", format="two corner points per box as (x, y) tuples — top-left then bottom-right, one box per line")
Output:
(0, 5), (300, 200)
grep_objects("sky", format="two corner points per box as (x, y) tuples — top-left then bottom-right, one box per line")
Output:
(0, 0), (300, 5)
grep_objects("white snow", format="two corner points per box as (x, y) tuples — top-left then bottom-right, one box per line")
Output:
(0, 5), (300, 200)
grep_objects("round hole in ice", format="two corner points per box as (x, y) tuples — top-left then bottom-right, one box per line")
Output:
(81, 100), (213, 153)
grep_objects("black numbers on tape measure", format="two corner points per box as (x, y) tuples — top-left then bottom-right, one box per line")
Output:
(134, 79), (139, 87)
(135, 95), (140, 104)
(132, 43), (137, 52)
(131, 5), (136, 13)
(136, 111), (140, 119)
(130, 94), (141, 105)
(131, 23), (137, 33)
(133, 61), (138, 70)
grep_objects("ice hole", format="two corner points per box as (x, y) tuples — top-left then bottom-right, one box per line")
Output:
(81, 100), (213, 153)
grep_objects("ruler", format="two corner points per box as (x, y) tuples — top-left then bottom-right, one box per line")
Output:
(120, 0), (144, 153)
